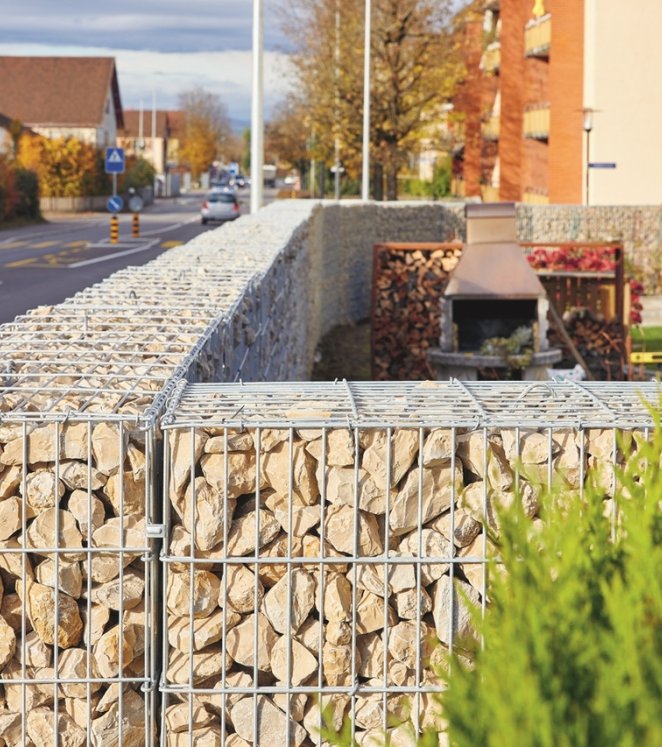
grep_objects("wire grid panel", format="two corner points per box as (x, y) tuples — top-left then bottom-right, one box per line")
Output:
(0, 411), (160, 746)
(161, 381), (658, 745)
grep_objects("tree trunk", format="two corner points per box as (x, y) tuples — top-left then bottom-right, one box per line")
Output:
(372, 163), (384, 201)
(385, 163), (398, 201)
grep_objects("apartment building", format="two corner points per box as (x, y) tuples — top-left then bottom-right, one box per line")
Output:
(453, 0), (662, 205)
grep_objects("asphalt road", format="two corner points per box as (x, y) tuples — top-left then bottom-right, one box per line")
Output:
(0, 191), (251, 324)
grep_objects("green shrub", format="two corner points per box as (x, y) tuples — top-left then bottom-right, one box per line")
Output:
(443, 423), (662, 747)
(13, 168), (40, 219)
(120, 157), (156, 192)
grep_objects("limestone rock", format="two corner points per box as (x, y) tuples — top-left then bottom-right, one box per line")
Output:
(19, 580), (83, 648)
(91, 422), (124, 475)
(1, 592), (27, 631)
(94, 623), (142, 677)
(457, 433), (512, 490)
(103, 470), (145, 517)
(168, 525), (221, 572)
(325, 505), (383, 557)
(398, 529), (452, 585)
(356, 632), (384, 679)
(18, 630), (52, 668)
(265, 492), (320, 536)
(231, 695), (307, 747)
(222, 564), (263, 614)
(59, 461), (106, 491)
(1, 425), (59, 466)
(90, 688), (146, 747)
(58, 647), (102, 698)
(395, 587), (432, 620)
(26, 508), (84, 561)
(294, 616), (324, 655)
(321, 466), (388, 514)
(177, 477), (235, 551)
(326, 620), (351, 646)
(321, 573), (351, 622)
(22, 470), (65, 514)
(0, 711), (22, 747)
(168, 608), (240, 653)
(262, 440), (318, 504)
(225, 734), (251, 747)
(0, 465), (20, 500)
(257, 428), (288, 452)
(301, 535), (348, 575)
(166, 644), (231, 686)
(272, 689), (307, 722)
(362, 430), (419, 488)
(429, 508), (482, 548)
(0, 613), (16, 669)
(356, 591), (396, 634)
(81, 603), (110, 647)
(432, 575), (480, 649)
(303, 694), (349, 744)
(225, 613), (278, 672)
(460, 481), (539, 534)
(67, 490), (106, 536)
(90, 569), (144, 610)
(164, 702), (216, 733)
(270, 636), (318, 685)
(262, 568), (316, 634)
(388, 620), (435, 669)
(167, 724), (223, 746)
(322, 641), (357, 686)
(227, 509), (281, 556)
(305, 429), (355, 466)
(65, 694), (102, 730)
(390, 463), (463, 535)
(201, 451), (259, 499)
(0, 496), (22, 540)
(2, 660), (54, 711)
(167, 570), (220, 618)
(90, 517), (145, 583)
(423, 429), (453, 466)
(169, 429), (206, 498)
(204, 430), (254, 452)
(35, 558), (83, 599)
(27, 707), (86, 747)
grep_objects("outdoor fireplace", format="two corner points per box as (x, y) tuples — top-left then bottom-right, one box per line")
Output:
(429, 202), (561, 380)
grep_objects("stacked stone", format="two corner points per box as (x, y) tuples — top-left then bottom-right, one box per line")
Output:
(164, 421), (629, 745)
(0, 418), (152, 747)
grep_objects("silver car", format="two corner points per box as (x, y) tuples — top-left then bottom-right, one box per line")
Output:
(201, 192), (240, 224)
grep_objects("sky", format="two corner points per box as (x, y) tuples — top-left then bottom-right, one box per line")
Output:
(0, 1), (294, 129)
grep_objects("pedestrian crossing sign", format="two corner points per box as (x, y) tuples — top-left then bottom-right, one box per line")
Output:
(105, 147), (125, 174)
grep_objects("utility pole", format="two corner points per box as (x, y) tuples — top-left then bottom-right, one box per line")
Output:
(251, 0), (264, 214)
(583, 109), (593, 205)
(334, 0), (341, 200)
(361, 0), (372, 200)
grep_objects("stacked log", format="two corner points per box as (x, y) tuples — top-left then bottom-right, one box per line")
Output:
(164, 421), (636, 745)
(371, 244), (462, 380)
(0, 419), (153, 747)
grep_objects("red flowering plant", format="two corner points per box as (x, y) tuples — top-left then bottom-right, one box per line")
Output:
(526, 245), (643, 325)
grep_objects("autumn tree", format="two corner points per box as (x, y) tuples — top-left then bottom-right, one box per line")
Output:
(279, 0), (461, 199)
(178, 88), (233, 180)
(265, 100), (310, 178)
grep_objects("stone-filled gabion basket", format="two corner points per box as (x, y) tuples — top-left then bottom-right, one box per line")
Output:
(160, 380), (658, 746)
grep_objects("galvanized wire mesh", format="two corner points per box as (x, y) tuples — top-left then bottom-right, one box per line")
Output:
(161, 381), (658, 745)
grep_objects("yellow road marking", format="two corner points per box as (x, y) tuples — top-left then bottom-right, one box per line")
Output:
(0, 240), (27, 249)
(32, 240), (58, 249)
(65, 240), (88, 248)
(161, 240), (183, 249)
(5, 257), (38, 268)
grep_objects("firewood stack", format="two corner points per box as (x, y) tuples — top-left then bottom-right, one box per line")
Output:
(163, 419), (635, 745)
(371, 245), (462, 380)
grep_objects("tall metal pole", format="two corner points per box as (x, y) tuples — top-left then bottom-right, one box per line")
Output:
(361, 0), (372, 200)
(334, 0), (341, 200)
(585, 128), (590, 206)
(251, 0), (264, 214)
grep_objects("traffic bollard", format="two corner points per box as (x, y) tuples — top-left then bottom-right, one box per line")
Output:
(110, 215), (119, 244)
(132, 213), (140, 238)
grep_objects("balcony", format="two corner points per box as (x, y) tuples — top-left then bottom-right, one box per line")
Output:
(523, 104), (550, 140)
(525, 14), (551, 57)
(482, 115), (500, 141)
(480, 42), (501, 74)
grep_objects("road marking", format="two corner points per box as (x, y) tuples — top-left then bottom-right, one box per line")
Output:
(32, 240), (58, 249)
(0, 240), (27, 249)
(65, 240), (88, 248)
(67, 239), (160, 268)
(5, 257), (39, 268)
(161, 240), (183, 248)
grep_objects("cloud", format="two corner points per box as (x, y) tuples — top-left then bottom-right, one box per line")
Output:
(0, 1), (286, 52)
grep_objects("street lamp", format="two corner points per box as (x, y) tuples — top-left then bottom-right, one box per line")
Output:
(251, 0), (264, 214)
(583, 109), (593, 205)
(361, 0), (372, 200)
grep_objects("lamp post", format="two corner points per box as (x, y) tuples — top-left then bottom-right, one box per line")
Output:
(583, 109), (593, 205)
(251, 0), (264, 214)
(361, 0), (372, 200)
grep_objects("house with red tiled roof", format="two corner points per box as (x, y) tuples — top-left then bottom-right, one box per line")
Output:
(118, 110), (184, 176)
(0, 56), (123, 148)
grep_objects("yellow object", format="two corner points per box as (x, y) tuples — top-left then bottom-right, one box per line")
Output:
(533, 0), (546, 18)
(630, 351), (662, 364)
(110, 216), (119, 245)
(132, 213), (140, 239)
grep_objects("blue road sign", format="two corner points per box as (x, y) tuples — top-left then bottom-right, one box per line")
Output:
(105, 147), (125, 174)
(588, 162), (617, 169)
(107, 195), (124, 213)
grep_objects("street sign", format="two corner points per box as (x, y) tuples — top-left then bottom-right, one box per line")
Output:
(107, 195), (124, 213)
(105, 147), (125, 174)
(588, 162), (617, 169)
(128, 194), (144, 213)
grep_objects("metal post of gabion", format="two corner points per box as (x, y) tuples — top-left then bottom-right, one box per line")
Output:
(159, 380), (658, 745)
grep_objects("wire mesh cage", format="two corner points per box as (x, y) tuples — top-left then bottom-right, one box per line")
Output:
(160, 380), (659, 746)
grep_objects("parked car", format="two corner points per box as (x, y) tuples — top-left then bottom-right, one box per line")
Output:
(200, 192), (240, 224)
(232, 174), (247, 188)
